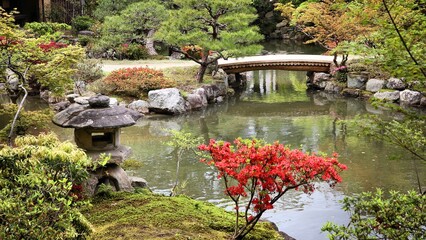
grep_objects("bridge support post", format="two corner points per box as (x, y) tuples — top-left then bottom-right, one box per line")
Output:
(235, 73), (242, 84)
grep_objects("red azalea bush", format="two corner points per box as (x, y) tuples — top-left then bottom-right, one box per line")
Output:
(199, 138), (347, 240)
(102, 67), (176, 97)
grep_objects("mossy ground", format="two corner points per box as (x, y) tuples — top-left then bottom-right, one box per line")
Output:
(82, 190), (283, 240)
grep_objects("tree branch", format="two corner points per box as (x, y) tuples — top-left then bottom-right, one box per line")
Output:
(382, 0), (426, 79)
(8, 84), (28, 146)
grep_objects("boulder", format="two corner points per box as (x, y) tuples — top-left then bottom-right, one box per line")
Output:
(128, 100), (150, 114)
(212, 68), (227, 80)
(312, 72), (331, 90)
(78, 30), (95, 36)
(202, 84), (226, 103)
(52, 101), (71, 112)
(366, 79), (386, 92)
(66, 93), (80, 103)
(386, 78), (406, 90)
(347, 72), (368, 89)
(109, 97), (118, 106)
(276, 19), (290, 28)
(324, 81), (343, 94)
(400, 89), (422, 105)
(373, 91), (400, 102)
(187, 88), (208, 110)
(420, 97), (426, 107)
(148, 88), (187, 115)
(129, 176), (149, 189)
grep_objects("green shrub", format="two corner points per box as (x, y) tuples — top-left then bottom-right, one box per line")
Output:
(102, 67), (176, 97)
(322, 189), (425, 239)
(24, 22), (71, 37)
(71, 15), (95, 32)
(0, 133), (92, 239)
(77, 35), (93, 47)
(73, 58), (103, 84)
(118, 43), (149, 60)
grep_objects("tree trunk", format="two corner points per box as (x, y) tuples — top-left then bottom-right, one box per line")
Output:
(145, 29), (158, 56)
(196, 64), (208, 83)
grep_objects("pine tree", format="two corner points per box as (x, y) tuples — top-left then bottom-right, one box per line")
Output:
(155, 0), (263, 83)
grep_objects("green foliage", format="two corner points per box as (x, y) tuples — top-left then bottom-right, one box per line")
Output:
(93, 0), (141, 21)
(95, 0), (167, 57)
(73, 58), (104, 84)
(354, 108), (426, 162)
(0, 104), (53, 143)
(102, 67), (176, 97)
(0, 133), (92, 239)
(0, 9), (85, 96)
(24, 21), (71, 38)
(327, 0), (426, 83)
(117, 43), (149, 60)
(322, 189), (425, 239)
(71, 15), (95, 32)
(155, 0), (263, 82)
(121, 158), (143, 170)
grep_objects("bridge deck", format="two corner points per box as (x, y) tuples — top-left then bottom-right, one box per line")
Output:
(218, 54), (335, 73)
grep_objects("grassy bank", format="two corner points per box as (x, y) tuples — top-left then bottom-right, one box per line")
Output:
(82, 190), (284, 240)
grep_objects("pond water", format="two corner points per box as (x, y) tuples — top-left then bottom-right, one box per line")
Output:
(108, 70), (423, 239)
(2, 41), (424, 239)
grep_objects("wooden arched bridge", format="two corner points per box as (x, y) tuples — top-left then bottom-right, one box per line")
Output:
(218, 54), (334, 74)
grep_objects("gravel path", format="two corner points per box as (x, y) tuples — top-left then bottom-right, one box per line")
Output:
(101, 59), (198, 72)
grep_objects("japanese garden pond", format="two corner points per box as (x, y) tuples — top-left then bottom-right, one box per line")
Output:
(44, 69), (424, 239)
(2, 40), (424, 239)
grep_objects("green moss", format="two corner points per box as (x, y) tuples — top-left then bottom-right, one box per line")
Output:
(122, 159), (143, 170)
(82, 192), (284, 240)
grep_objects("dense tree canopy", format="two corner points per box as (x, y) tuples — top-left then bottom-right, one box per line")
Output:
(155, 0), (263, 83)
(97, 0), (167, 55)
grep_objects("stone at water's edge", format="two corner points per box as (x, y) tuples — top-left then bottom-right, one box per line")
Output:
(366, 79), (387, 93)
(373, 91), (400, 102)
(187, 88), (208, 110)
(128, 99), (150, 114)
(386, 78), (406, 90)
(202, 84), (227, 103)
(324, 81), (343, 94)
(400, 89), (422, 105)
(311, 72), (331, 90)
(129, 176), (149, 189)
(148, 88), (188, 115)
(347, 72), (368, 89)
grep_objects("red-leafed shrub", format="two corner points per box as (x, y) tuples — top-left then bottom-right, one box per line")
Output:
(199, 138), (347, 240)
(102, 67), (176, 97)
(38, 41), (68, 52)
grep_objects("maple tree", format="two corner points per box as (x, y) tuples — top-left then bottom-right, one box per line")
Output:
(276, 0), (378, 68)
(199, 138), (347, 240)
(0, 8), (84, 144)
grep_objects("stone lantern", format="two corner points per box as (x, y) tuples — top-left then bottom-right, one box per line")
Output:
(53, 95), (143, 195)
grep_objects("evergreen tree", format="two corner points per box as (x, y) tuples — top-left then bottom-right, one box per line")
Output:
(155, 0), (263, 83)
